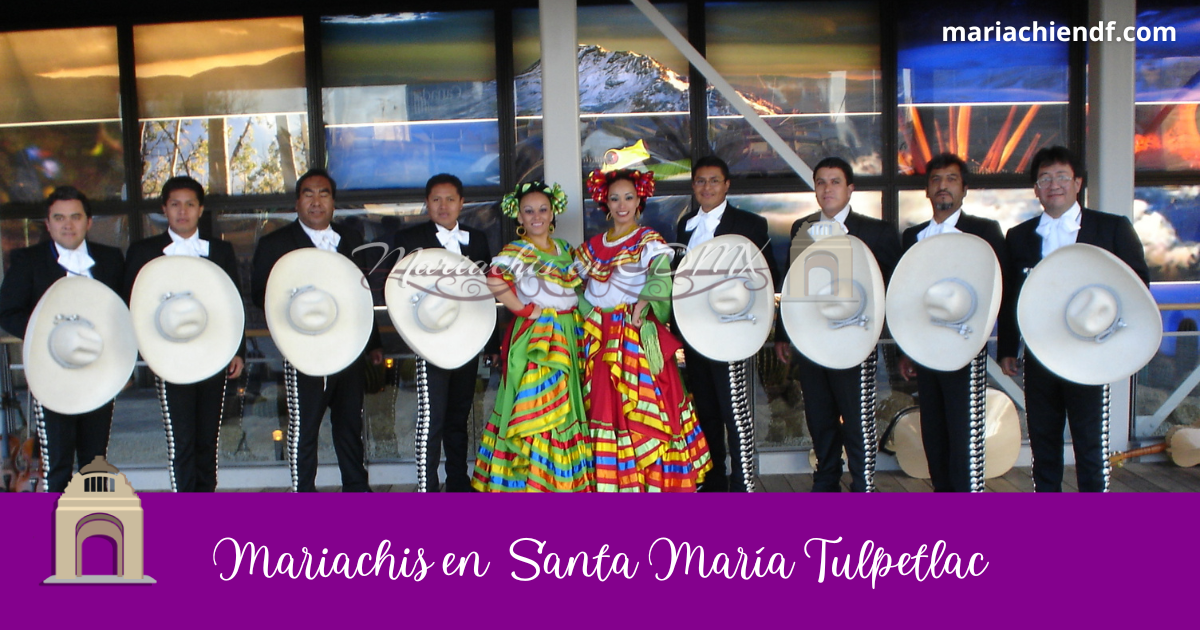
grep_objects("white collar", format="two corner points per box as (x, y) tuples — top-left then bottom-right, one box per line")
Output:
(1038, 202), (1081, 229)
(163, 227), (210, 257)
(821, 204), (851, 228)
(934, 208), (962, 229)
(300, 222), (340, 251)
(169, 227), (200, 242)
(700, 200), (727, 226)
(54, 241), (95, 277)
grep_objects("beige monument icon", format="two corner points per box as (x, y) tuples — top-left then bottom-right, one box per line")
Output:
(43, 456), (156, 584)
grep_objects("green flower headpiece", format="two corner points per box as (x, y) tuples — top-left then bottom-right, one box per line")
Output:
(500, 181), (569, 218)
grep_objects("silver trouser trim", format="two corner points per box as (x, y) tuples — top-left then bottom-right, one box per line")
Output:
(859, 349), (878, 493)
(415, 358), (431, 493)
(968, 350), (987, 493)
(215, 376), (228, 489)
(156, 376), (179, 493)
(729, 359), (756, 492)
(1101, 384), (1111, 493)
(284, 360), (301, 493)
(33, 397), (48, 492)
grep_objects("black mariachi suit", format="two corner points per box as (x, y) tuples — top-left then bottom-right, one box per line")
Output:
(123, 232), (245, 493)
(782, 210), (901, 492)
(251, 220), (382, 492)
(901, 213), (1008, 492)
(392, 221), (493, 492)
(0, 239), (124, 492)
(998, 208), (1149, 492)
(674, 204), (780, 492)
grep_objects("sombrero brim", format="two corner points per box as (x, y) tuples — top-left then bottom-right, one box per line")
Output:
(385, 248), (496, 370)
(886, 233), (1002, 371)
(891, 388), (1020, 480)
(672, 234), (775, 362)
(781, 234), (885, 369)
(1017, 244), (1161, 385)
(265, 248), (374, 376)
(129, 256), (244, 384)
(23, 277), (137, 414)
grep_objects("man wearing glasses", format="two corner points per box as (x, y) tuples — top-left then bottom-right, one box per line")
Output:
(997, 146), (1149, 492)
(675, 155), (779, 492)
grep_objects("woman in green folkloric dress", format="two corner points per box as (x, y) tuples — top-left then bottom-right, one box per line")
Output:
(470, 182), (593, 492)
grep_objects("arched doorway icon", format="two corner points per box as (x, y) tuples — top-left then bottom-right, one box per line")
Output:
(75, 514), (125, 577)
(44, 457), (155, 584)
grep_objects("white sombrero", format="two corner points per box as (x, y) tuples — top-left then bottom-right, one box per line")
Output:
(1017, 243), (1161, 385)
(886, 233), (1002, 371)
(385, 248), (496, 369)
(264, 248), (374, 376)
(23, 277), (137, 414)
(673, 234), (775, 362)
(129, 256), (244, 384)
(781, 224), (885, 369)
(889, 388), (1021, 480)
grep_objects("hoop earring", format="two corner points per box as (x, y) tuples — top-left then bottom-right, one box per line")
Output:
(549, 224), (556, 234)
(516, 226), (527, 237)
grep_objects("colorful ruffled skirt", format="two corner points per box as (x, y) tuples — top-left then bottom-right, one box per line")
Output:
(582, 304), (711, 492)
(471, 308), (593, 492)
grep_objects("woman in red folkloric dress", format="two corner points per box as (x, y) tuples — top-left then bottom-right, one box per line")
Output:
(574, 168), (711, 492)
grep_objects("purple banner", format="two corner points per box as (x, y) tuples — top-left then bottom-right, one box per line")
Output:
(1, 493), (1192, 626)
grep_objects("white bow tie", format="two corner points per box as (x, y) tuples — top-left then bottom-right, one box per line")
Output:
(919, 220), (961, 241)
(437, 226), (470, 247)
(56, 244), (95, 277)
(313, 229), (340, 252)
(1036, 211), (1081, 256)
(163, 232), (210, 258)
(685, 211), (717, 233)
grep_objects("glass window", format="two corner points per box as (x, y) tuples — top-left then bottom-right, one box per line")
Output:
(514, 8), (544, 183)
(0, 28), (123, 201)
(1134, 2), (1200, 171)
(899, 187), (1041, 233)
(896, 1), (1070, 175)
(1136, 185), (1200, 282)
(576, 4), (692, 181)
(730, 192), (884, 271)
(707, 2), (882, 178)
(322, 12), (499, 190)
(134, 18), (309, 198)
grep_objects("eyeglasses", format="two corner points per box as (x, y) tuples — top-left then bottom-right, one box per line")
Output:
(1036, 174), (1076, 189)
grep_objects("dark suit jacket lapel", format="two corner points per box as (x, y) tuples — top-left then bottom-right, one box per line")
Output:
(1076, 209), (1100, 247)
(40, 241), (67, 279)
(843, 210), (862, 237)
(713, 205), (736, 237)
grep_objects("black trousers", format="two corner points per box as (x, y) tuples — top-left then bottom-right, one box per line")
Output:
(915, 360), (974, 492)
(419, 357), (478, 492)
(158, 371), (227, 492)
(1024, 353), (1106, 492)
(683, 345), (750, 492)
(39, 400), (114, 493)
(286, 359), (370, 492)
(797, 353), (870, 492)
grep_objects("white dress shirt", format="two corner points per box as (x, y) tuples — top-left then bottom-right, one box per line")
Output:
(1035, 202), (1082, 258)
(916, 208), (963, 241)
(685, 200), (727, 249)
(163, 228), (210, 258)
(301, 223), (341, 252)
(435, 222), (470, 255)
(54, 242), (94, 278)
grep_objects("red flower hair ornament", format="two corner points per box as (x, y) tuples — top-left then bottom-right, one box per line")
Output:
(586, 168), (655, 214)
